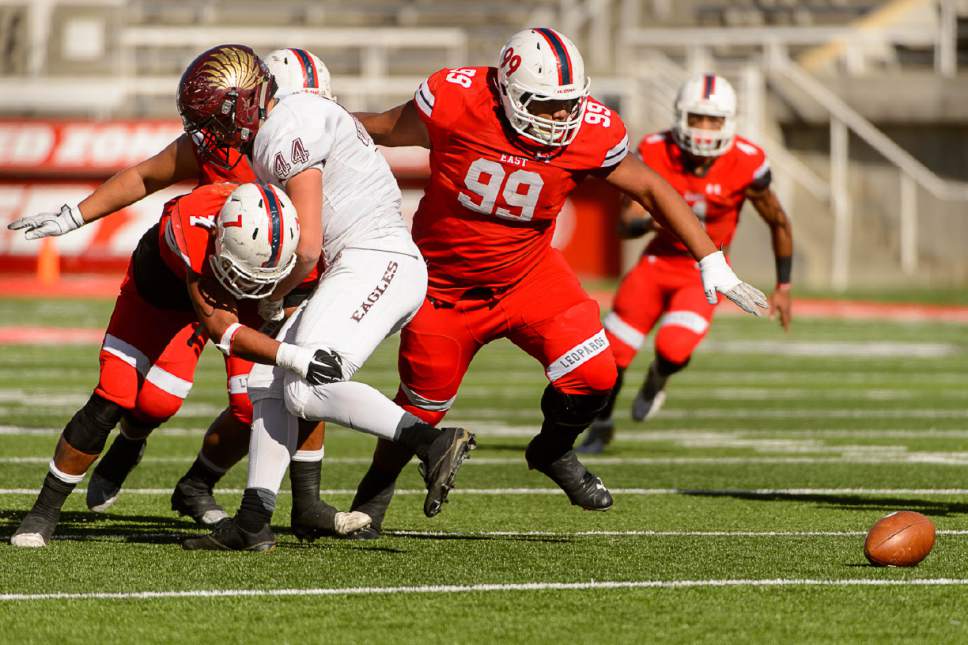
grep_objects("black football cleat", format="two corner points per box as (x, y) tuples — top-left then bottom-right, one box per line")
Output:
(527, 448), (613, 511)
(631, 361), (668, 422)
(576, 419), (615, 455)
(10, 510), (58, 548)
(419, 427), (476, 518)
(87, 435), (147, 512)
(171, 478), (229, 526)
(182, 517), (276, 552)
(291, 499), (372, 542)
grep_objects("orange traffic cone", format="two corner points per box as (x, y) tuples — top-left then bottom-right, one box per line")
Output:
(37, 237), (61, 285)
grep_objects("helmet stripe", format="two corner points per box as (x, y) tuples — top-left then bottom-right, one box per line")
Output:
(290, 48), (318, 89)
(257, 183), (283, 268)
(703, 74), (716, 99)
(534, 28), (572, 86)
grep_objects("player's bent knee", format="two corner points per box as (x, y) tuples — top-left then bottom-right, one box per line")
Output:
(135, 386), (184, 425)
(63, 394), (124, 454)
(552, 351), (617, 395)
(121, 413), (162, 440)
(655, 349), (691, 377)
(540, 385), (611, 429)
(282, 372), (330, 420)
(654, 328), (700, 368)
(394, 385), (451, 426)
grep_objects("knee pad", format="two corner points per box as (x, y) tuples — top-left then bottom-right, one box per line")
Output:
(540, 385), (610, 432)
(63, 394), (124, 454)
(283, 372), (328, 420)
(120, 413), (161, 441)
(655, 351), (691, 377)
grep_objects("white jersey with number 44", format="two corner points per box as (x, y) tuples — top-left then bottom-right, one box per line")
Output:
(251, 93), (416, 264)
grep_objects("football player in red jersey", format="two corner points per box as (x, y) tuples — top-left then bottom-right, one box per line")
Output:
(6, 46), (345, 537)
(10, 182), (371, 547)
(341, 29), (768, 537)
(578, 73), (794, 454)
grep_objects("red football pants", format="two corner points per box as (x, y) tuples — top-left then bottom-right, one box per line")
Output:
(95, 270), (206, 426)
(605, 254), (716, 370)
(396, 250), (617, 425)
(95, 268), (258, 427)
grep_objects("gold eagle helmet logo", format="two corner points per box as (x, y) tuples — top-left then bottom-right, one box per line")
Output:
(198, 46), (263, 90)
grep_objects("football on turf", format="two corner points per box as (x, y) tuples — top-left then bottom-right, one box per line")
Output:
(864, 511), (936, 567)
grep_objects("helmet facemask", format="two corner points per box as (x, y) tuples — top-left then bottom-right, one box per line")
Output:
(673, 110), (736, 157)
(209, 249), (295, 300)
(501, 78), (589, 147)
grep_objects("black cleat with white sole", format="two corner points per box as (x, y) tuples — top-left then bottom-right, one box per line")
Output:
(526, 448), (613, 511)
(182, 517), (275, 552)
(291, 499), (372, 542)
(171, 478), (229, 526)
(419, 427), (476, 518)
(10, 511), (58, 548)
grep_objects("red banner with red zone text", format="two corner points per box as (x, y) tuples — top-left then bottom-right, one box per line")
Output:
(0, 119), (620, 278)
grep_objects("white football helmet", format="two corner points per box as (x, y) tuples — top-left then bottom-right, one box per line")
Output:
(210, 183), (300, 300)
(673, 73), (737, 157)
(496, 28), (590, 147)
(265, 48), (334, 100)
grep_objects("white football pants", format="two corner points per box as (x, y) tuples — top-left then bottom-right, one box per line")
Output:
(246, 247), (427, 494)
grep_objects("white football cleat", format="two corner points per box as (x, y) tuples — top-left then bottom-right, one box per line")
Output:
(334, 511), (372, 536)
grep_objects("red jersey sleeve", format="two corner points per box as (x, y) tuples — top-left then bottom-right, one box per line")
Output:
(413, 67), (481, 144)
(733, 136), (772, 191)
(574, 97), (629, 172)
(160, 183), (235, 277)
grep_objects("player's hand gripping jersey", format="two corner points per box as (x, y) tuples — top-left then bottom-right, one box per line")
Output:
(639, 131), (771, 257)
(412, 66), (629, 300)
(251, 93), (414, 265)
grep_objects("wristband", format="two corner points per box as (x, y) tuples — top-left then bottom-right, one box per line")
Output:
(275, 342), (313, 379)
(775, 256), (793, 285)
(215, 323), (242, 356)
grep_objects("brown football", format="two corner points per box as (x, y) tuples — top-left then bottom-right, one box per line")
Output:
(864, 511), (936, 567)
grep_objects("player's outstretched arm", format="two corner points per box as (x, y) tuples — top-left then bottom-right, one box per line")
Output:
(187, 270), (332, 384)
(354, 101), (430, 148)
(603, 154), (768, 316)
(748, 186), (794, 330)
(7, 135), (200, 240)
(271, 168), (323, 301)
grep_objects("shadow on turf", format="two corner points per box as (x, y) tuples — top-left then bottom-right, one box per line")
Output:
(681, 490), (968, 517)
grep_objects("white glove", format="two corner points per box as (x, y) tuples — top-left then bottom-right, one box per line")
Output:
(8, 203), (84, 240)
(275, 343), (315, 379)
(258, 297), (285, 323)
(699, 251), (768, 316)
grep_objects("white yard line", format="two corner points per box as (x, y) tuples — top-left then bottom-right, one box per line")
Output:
(4, 578), (968, 602)
(8, 453), (968, 466)
(3, 487), (968, 496)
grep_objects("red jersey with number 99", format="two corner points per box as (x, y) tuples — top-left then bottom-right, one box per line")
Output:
(641, 130), (771, 257)
(412, 66), (629, 300)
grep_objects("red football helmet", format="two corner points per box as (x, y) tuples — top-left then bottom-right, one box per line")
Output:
(177, 44), (276, 169)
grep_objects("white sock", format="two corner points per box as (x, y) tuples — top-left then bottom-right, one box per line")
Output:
(288, 381), (406, 441)
(247, 398), (298, 494)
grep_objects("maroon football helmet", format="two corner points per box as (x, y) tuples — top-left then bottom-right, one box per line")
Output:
(177, 44), (276, 169)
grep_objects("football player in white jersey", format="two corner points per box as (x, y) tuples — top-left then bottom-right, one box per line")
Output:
(184, 87), (476, 551)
